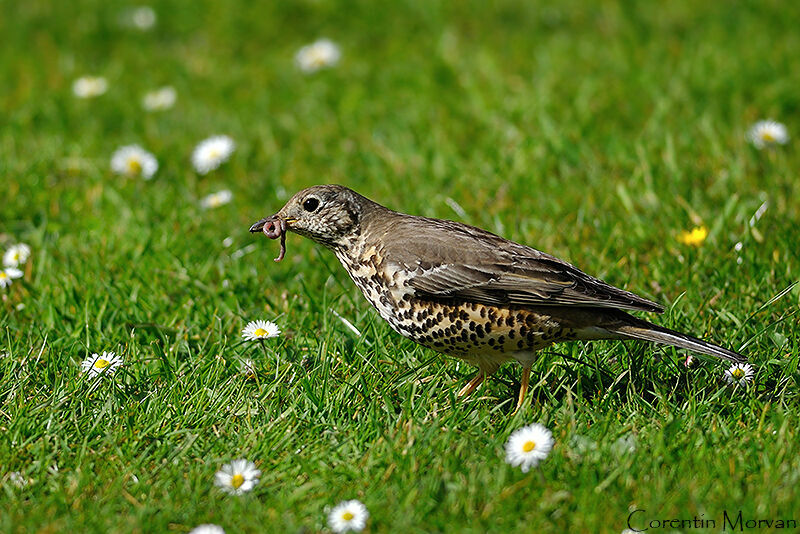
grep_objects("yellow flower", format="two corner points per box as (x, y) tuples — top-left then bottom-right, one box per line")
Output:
(678, 226), (708, 246)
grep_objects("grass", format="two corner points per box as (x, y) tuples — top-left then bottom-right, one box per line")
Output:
(2, 0), (799, 532)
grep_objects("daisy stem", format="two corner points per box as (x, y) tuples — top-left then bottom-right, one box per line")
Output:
(259, 339), (277, 380)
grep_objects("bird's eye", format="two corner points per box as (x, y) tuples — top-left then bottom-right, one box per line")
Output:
(303, 197), (320, 212)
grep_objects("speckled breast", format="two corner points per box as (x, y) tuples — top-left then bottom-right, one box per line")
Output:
(334, 240), (579, 364)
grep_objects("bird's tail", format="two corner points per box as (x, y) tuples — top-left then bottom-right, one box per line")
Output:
(608, 317), (746, 364)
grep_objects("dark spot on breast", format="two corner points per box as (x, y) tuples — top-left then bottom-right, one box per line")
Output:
(480, 308), (486, 318)
(488, 338), (495, 346)
(508, 330), (515, 339)
(505, 316), (515, 327)
(476, 325), (485, 338)
(484, 323), (492, 334)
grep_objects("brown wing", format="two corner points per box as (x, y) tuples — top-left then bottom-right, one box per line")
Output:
(379, 215), (664, 313)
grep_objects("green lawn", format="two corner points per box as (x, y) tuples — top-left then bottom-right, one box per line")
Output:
(2, 0), (799, 532)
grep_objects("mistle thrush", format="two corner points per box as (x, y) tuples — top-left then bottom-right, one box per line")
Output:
(250, 185), (746, 412)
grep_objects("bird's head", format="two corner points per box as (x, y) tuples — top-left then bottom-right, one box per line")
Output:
(250, 185), (373, 259)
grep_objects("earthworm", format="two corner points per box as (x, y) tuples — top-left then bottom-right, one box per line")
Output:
(259, 216), (286, 262)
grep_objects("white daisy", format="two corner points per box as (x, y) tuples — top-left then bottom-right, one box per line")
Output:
(192, 135), (235, 175)
(3, 244), (31, 267)
(214, 459), (260, 495)
(504, 422), (554, 473)
(200, 190), (233, 209)
(328, 500), (369, 533)
(72, 76), (108, 98)
(189, 525), (225, 534)
(724, 362), (755, 386)
(81, 351), (124, 378)
(241, 320), (281, 341)
(7, 471), (30, 488)
(142, 86), (176, 111)
(130, 6), (156, 30)
(295, 39), (341, 73)
(111, 145), (158, 179)
(747, 120), (789, 149)
(0, 267), (23, 289)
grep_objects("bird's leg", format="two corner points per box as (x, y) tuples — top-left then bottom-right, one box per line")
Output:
(512, 365), (532, 415)
(457, 372), (485, 398)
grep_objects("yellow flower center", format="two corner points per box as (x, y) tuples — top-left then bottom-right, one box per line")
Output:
(231, 473), (245, 488)
(761, 132), (775, 142)
(94, 358), (110, 369)
(522, 440), (536, 452)
(0, 272), (7, 280)
(12, 253), (19, 261)
(127, 158), (142, 174)
(254, 328), (268, 337)
(342, 512), (354, 521)
(732, 369), (744, 379)
(209, 149), (220, 159)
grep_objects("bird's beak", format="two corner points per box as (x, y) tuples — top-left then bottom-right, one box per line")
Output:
(249, 217), (271, 233)
(249, 215), (297, 233)
(250, 214), (296, 263)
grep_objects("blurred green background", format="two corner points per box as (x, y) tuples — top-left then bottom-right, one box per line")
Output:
(2, 0), (798, 532)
